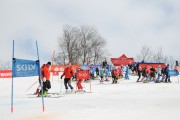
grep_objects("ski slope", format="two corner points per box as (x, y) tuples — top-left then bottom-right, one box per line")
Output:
(0, 75), (180, 120)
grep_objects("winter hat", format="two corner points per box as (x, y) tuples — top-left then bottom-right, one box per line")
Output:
(47, 62), (51, 65)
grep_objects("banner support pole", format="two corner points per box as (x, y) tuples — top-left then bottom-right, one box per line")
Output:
(60, 73), (63, 94)
(11, 40), (15, 113)
(36, 41), (45, 112)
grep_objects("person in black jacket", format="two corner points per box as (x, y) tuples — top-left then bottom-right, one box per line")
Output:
(164, 64), (171, 83)
(161, 66), (166, 82)
(141, 67), (147, 83)
(95, 67), (99, 77)
(102, 60), (107, 68)
(136, 65), (142, 82)
(150, 66), (156, 81)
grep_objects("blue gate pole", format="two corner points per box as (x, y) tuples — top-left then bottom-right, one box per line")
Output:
(11, 40), (14, 113)
(36, 41), (45, 112)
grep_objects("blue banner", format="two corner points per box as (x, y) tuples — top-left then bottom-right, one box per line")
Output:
(169, 70), (179, 76)
(13, 58), (40, 77)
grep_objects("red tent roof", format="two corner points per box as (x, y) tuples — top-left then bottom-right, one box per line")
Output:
(119, 54), (127, 59)
(111, 54), (135, 66)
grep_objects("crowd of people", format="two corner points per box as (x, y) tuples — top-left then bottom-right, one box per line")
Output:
(136, 64), (172, 83)
(35, 60), (179, 96)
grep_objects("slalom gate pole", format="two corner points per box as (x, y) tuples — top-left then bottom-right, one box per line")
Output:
(36, 41), (45, 112)
(25, 81), (38, 93)
(90, 80), (92, 93)
(52, 72), (54, 83)
(60, 74), (63, 93)
(11, 40), (15, 113)
(76, 79), (77, 91)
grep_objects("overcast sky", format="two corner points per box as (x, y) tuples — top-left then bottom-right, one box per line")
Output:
(0, 0), (180, 64)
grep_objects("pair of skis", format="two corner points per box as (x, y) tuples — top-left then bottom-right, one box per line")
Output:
(28, 92), (65, 98)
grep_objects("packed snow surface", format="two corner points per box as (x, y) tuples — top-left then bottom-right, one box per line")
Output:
(0, 75), (180, 120)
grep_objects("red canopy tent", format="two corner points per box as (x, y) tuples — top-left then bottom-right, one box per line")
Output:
(111, 54), (135, 66)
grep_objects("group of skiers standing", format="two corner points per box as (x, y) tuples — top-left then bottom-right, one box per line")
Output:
(35, 62), (75, 96)
(136, 64), (172, 83)
(35, 60), (176, 96)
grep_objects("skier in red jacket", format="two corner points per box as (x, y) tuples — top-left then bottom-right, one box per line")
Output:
(61, 63), (74, 93)
(39, 62), (51, 96)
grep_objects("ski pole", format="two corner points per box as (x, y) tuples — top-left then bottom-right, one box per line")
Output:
(25, 81), (38, 93)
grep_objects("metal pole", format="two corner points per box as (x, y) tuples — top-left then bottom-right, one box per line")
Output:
(36, 41), (45, 112)
(60, 72), (63, 93)
(11, 40), (15, 113)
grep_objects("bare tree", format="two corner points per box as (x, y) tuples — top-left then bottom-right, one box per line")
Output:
(79, 25), (97, 64)
(0, 61), (11, 70)
(153, 47), (164, 63)
(92, 37), (106, 64)
(136, 45), (153, 62)
(55, 49), (67, 65)
(57, 25), (80, 65)
(167, 56), (175, 69)
(178, 56), (180, 66)
(57, 25), (107, 65)
(162, 56), (168, 64)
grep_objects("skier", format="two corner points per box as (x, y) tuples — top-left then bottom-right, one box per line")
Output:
(95, 67), (99, 77)
(61, 63), (75, 93)
(149, 66), (156, 82)
(146, 65), (151, 82)
(34, 64), (45, 94)
(165, 64), (171, 83)
(90, 67), (95, 80)
(76, 68), (85, 92)
(105, 68), (109, 81)
(161, 66), (166, 82)
(141, 67), (147, 83)
(102, 60), (107, 68)
(125, 65), (130, 80)
(39, 62), (51, 97)
(99, 68), (104, 83)
(112, 67), (118, 84)
(136, 65), (141, 82)
(155, 65), (161, 83)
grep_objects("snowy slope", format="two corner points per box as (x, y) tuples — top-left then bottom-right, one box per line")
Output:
(0, 75), (180, 120)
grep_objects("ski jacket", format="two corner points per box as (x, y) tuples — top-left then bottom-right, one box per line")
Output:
(164, 66), (168, 75)
(126, 66), (130, 74)
(142, 68), (147, 77)
(40, 64), (45, 77)
(99, 69), (104, 76)
(166, 67), (170, 76)
(61, 67), (74, 79)
(157, 67), (162, 75)
(113, 69), (118, 77)
(43, 64), (51, 80)
(90, 68), (94, 74)
(105, 69), (109, 77)
(137, 66), (141, 75)
(96, 67), (99, 72)
(146, 68), (151, 74)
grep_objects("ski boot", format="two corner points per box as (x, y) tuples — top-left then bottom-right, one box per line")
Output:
(34, 89), (40, 94)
